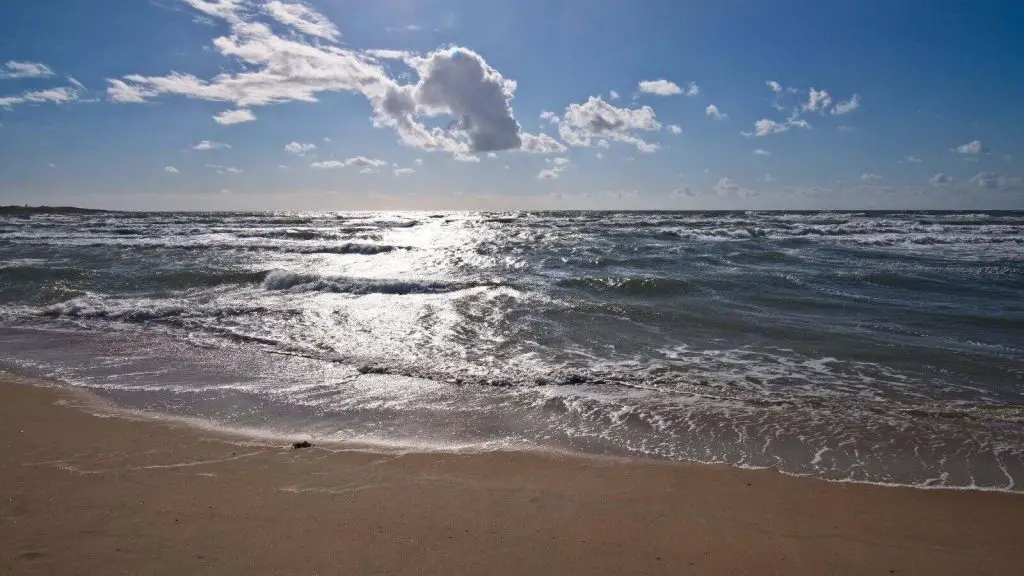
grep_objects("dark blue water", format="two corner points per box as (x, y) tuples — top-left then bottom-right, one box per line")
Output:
(1, 210), (1022, 491)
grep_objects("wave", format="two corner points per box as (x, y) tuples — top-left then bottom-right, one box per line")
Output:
(260, 270), (494, 295)
(558, 276), (700, 297)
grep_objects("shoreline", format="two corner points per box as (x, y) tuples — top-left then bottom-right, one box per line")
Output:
(3, 371), (1023, 574)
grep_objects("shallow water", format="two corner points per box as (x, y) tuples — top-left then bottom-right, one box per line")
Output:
(1, 210), (1022, 491)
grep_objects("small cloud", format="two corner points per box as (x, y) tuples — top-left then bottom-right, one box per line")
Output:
(595, 152), (604, 159)
(670, 187), (695, 198)
(164, 166), (180, 173)
(685, 82), (700, 96)
(832, 95), (860, 115)
(413, 158), (423, 166)
(930, 173), (953, 186)
(285, 141), (317, 155)
(705, 104), (728, 120)
(537, 169), (560, 179)
(766, 80), (782, 93)
(486, 152), (498, 158)
(311, 156), (387, 170)
(609, 90), (620, 100)
(193, 140), (230, 150)
(954, 139), (988, 155)
(904, 155), (923, 163)
(754, 149), (771, 156)
(968, 171), (1018, 189)
(323, 137), (331, 143)
(47, 162), (56, 168)
(714, 177), (757, 198)
(761, 173), (775, 183)
(638, 79), (683, 96)
(206, 164), (243, 174)
(668, 125), (682, 135)
(219, 188), (232, 195)
(0, 61), (55, 79)
(394, 167), (415, 176)
(213, 108), (255, 125)
(861, 173), (882, 181)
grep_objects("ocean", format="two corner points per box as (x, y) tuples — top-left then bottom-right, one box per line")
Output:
(1, 210), (1021, 491)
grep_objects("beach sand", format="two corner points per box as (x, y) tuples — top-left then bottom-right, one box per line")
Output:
(2, 372), (1022, 575)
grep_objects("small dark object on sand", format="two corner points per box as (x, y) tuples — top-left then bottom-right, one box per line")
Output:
(292, 441), (313, 449)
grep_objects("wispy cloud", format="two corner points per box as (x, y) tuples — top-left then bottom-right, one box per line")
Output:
(0, 61), (55, 79)
(192, 140), (230, 150)
(311, 156), (387, 170)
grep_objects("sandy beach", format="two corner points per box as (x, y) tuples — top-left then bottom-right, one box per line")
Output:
(1, 371), (1022, 575)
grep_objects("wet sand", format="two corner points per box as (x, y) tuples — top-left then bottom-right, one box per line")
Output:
(2, 371), (1022, 575)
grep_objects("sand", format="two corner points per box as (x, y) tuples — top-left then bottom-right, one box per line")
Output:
(1, 372), (1022, 575)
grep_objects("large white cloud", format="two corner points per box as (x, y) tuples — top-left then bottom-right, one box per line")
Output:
(0, 61), (55, 79)
(106, 2), (565, 159)
(553, 96), (661, 152)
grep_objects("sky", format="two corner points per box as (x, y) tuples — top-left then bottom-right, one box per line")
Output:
(1, 0), (1022, 210)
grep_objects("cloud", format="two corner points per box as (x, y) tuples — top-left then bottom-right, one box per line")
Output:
(714, 177), (756, 198)
(904, 155), (923, 163)
(0, 61), (55, 79)
(310, 156), (387, 169)
(520, 132), (567, 153)
(753, 149), (771, 156)
(766, 80), (782, 93)
(968, 171), (1019, 189)
(668, 124), (682, 135)
(685, 82), (700, 96)
(832, 95), (860, 115)
(413, 158), (423, 166)
(761, 173), (775, 183)
(744, 117), (809, 137)
(861, 173), (882, 181)
(837, 125), (855, 132)
(206, 164), (243, 173)
(954, 140), (988, 155)
(0, 86), (79, 108)
(670, 187), (695, 198)
(554, 96), (661, 152)
(803, 88), (832, 113)
(263, 1), (340, 41)
(193, 140), (230, 150)
(164, 166), (180, 173)
(705, 104), (727, 120)
(539, 110), (557, 121)
(929, 173), (953, 186)
(638, 79), (682, 96)
(538, 156), (571, 179)
(106, 5), (555, 161)
(213, 108), (256, 124)
(394, 167), (415, 176)
(285, 141), (316, 155)
(608, 90), (620, 100)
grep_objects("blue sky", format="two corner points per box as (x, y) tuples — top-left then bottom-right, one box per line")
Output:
(1, 0), (1022, 210)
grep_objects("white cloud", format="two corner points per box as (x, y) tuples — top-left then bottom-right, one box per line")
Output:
(213, 108), (256, 124)
(705, 104), (727, 120)
(968, 171), (1018, 189)
(595, 152), (603, 159)
(904, 155), (923, 163)
(310, 156), (387, 169)
(538, 156), (571, 179)
(285, 141), (316, 155)
(803, 88), (832, 113)
(670, 187), (695, 198)
(0, 61), (55, 79)
(954, 140), (988, 155)
(754, 149), (771, 156)
(413, 158), (423, 166)
(832, 95), (860, 115)
(539, 110), (557, 121)
(394, 167), (415, 176)
(264, 1), (340, 41)
(714, 177), (756, 198)
(638, 79), (681, 96)
(608, 90), (620, 100)
(929, 173), (953, 186)
(206, 164), (243, 173)
(164, 166), (180, 173)
(520, 132), (567, 153)
(744, 117), (809, 137)
(860, 173), (882, 181)
(0, 86), (79, 108)
(554, 96), (661, 152)
(193, 140), (230, 150)
(685, 82), (699, 96)
(106, 5), (551, 161)
(668, 124), (682, 135)
(766, 80), (782, 93)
